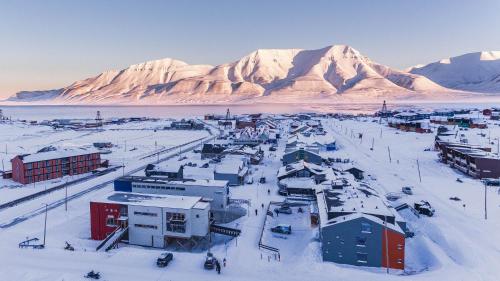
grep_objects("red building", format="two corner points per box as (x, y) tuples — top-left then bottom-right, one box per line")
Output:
(11, 149), (102, 184)
(236, 119), (256, 129)
(90, 201), (125, 240)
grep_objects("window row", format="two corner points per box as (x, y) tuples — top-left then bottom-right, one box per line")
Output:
(133, 184), (186, 191)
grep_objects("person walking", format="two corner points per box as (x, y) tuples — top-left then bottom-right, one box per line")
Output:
(223, 257), (227, 267)
(261, 203), (264, 209)
(255, 209), (258, 216)
(215, 259), (221, 274)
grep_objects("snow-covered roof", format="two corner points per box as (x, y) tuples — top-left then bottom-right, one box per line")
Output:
(215, 159), (245, 175)
(122, 176), (228, 188)
(183, 166), (214, 180)
(316, 180), (403, 233)
(17, 147), (100, 163)
(284, 145), (320, 155)
(277, 160), (326, 178)
(93, 192), (204, 209)
(279, 177), (316, 189)
(152, 161), (183, 173)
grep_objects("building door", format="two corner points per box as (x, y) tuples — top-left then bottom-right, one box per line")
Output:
(119, 219), (128, 229)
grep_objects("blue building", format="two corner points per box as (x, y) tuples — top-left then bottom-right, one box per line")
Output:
(316, 187), (407, 270)
(326, 141), (337, 151)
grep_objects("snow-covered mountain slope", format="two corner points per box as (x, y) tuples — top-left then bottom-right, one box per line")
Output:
(409, 51), (500, 93)
(11, 45), (452, 104)
(10, 89), (64, 101)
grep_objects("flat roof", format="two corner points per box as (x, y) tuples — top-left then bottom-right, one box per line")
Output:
(121, 176), (228, 187)
(16, 147), (100, 163)
(92, 192), (204, 209)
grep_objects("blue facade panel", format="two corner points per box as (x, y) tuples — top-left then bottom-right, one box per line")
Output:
(326, 143), (336, 151)
(320, 216), (383, 268)
(114, 178), (132, 192)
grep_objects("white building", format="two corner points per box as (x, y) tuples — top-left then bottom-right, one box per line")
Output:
(115, 176), (230, 210)
(91, 192), (210, 248)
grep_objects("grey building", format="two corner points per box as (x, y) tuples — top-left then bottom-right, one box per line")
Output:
(214, 160), (248, 186)
(316, 186), (406, 270)
(201, 144), (226, 160)
(282, 148), (323, 165)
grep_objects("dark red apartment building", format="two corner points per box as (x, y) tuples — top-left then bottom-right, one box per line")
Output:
(11, 149), (101, 184)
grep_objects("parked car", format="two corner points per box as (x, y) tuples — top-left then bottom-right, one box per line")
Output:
(156, 252), (174, 267)
(402, 186), (413, 195)
(278, 189), (288, 196)
(271, 224), (292, 235)
(204, 252), (217, 270)
(274, 205), (292, 214)
(385, 192), (401, 201)
(269, 146), (277, 151)
(259, 177), (266, 184)
(482, 178), (500, 186)
(414, 200), (435, 217)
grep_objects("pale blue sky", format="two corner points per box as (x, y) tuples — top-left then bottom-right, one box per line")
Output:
(1, 0), (499, 97)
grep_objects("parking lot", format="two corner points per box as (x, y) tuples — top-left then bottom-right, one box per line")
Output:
(260, 202), (314, 259)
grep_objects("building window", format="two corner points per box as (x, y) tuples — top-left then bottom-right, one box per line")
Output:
(356, 236), (367, 247)
(356, 252), (368, 263)
(133, 211), (157, 217)
(361, 222), (372, 233)
(134, 224), (158, 229)
(166, 212), (186, 233)
(338, 252), (343, 258)
(397, 259), (403, 264)
(397, 244), (404, 251)
(106, 216), (116, 227)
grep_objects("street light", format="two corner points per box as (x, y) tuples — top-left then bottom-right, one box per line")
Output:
(42, 203), (48, 247)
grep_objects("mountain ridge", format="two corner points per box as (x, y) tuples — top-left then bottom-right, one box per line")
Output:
(409, 51), (500, 93)
(12, 44), (496, 104)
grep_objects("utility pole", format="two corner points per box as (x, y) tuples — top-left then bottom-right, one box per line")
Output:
(43, 204), (48, 246)
(384, 216), (390, 274)
(416, 159), (422, 182)
(65, 179), (68, 212)
(370, 138), (374, 151)
(484, 181), (488, 220)
(155, 141), (159, 164)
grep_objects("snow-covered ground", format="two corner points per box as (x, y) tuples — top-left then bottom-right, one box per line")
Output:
(0, 120), (209, 204)
(0, 115), (499, 281)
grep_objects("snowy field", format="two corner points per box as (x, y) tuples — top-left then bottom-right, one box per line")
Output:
(0, 114), (499, 281)
(0, 120), (209, 204)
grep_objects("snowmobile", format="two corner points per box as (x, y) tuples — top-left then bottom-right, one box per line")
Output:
(64, 241), (74, 251)
(84, 270), (100, 279)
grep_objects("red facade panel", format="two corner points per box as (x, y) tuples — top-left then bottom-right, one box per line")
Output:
(11, 152), (102, 185)
(90, 202), (123, 240)
(382, 228), (405, 270)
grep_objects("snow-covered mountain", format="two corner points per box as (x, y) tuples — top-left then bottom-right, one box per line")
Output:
(409, 51), (500, 93)
(10, 45), (451, 104)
